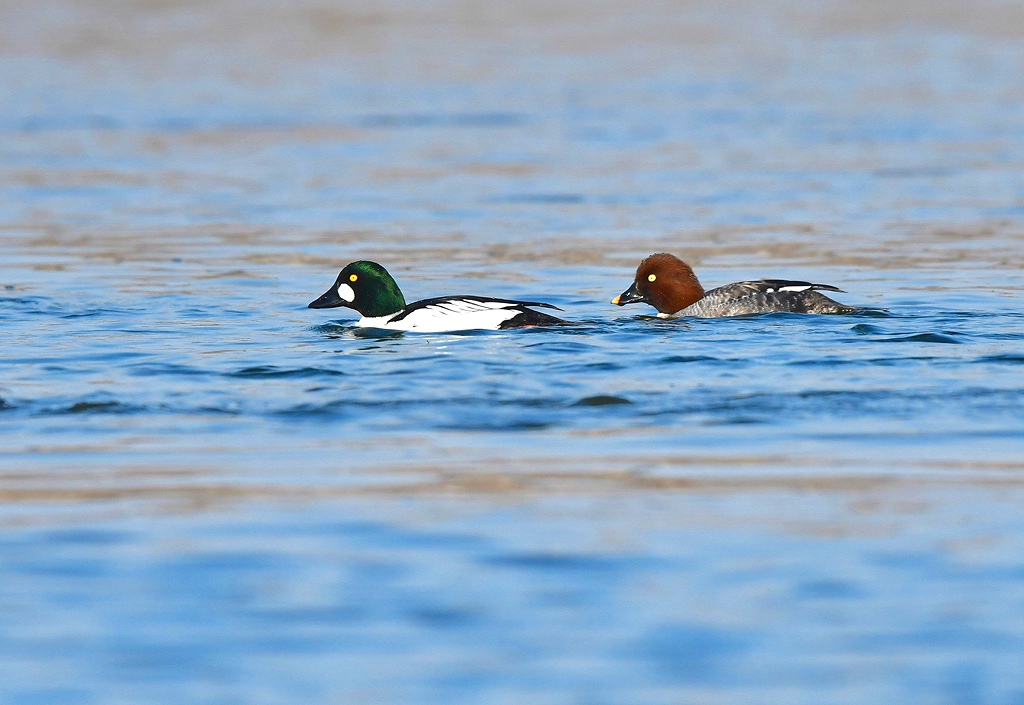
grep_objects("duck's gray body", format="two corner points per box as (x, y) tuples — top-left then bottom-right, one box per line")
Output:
(668, 280), (860, 318)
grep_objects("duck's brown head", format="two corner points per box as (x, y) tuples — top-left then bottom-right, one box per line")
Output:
(611, 253), (704, 315)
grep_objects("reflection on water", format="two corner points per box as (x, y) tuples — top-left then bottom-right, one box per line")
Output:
(2, 0), (1024, 702)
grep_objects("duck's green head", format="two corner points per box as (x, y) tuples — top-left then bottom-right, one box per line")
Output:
(308, 261), (407, 318)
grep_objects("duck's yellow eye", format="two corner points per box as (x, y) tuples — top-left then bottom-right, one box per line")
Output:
(647, 273), (657, 282)
(349, 274), (358, 283)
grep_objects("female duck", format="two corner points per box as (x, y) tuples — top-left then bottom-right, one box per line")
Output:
(309, 260), (565, 332)
(612, 253), (862, 317)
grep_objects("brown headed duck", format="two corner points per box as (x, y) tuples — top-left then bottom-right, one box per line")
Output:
(612, 253), (863, 318)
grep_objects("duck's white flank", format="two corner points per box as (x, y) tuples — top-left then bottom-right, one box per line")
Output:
(358, 298), (534, 332)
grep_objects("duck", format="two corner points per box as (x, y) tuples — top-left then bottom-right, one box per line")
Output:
(612, 253), (863, 317)
(308, 260), (566, 332)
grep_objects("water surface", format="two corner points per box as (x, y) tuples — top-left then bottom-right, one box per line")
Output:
(2, 1), (1024, 702)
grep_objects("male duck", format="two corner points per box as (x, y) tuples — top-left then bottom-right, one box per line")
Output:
(309, 260), (565, 332)
(612, 253), (863, 317)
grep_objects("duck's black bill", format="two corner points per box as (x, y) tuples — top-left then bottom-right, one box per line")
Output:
(308, 286), (346, 309)
(611, 281), (645, 306)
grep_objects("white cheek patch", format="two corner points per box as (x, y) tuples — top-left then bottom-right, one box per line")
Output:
(336, 283), (356, 302)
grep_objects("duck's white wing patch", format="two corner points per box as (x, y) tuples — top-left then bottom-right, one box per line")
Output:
(359, 297), (528, 332)
(733, 280), (842, 295)
(424, 299), (512, 315)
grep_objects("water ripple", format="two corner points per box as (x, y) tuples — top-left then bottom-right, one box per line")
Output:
(228, 366), (346, 379)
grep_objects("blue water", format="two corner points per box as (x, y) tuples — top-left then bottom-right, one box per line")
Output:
(3, 1), (1024, 702)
